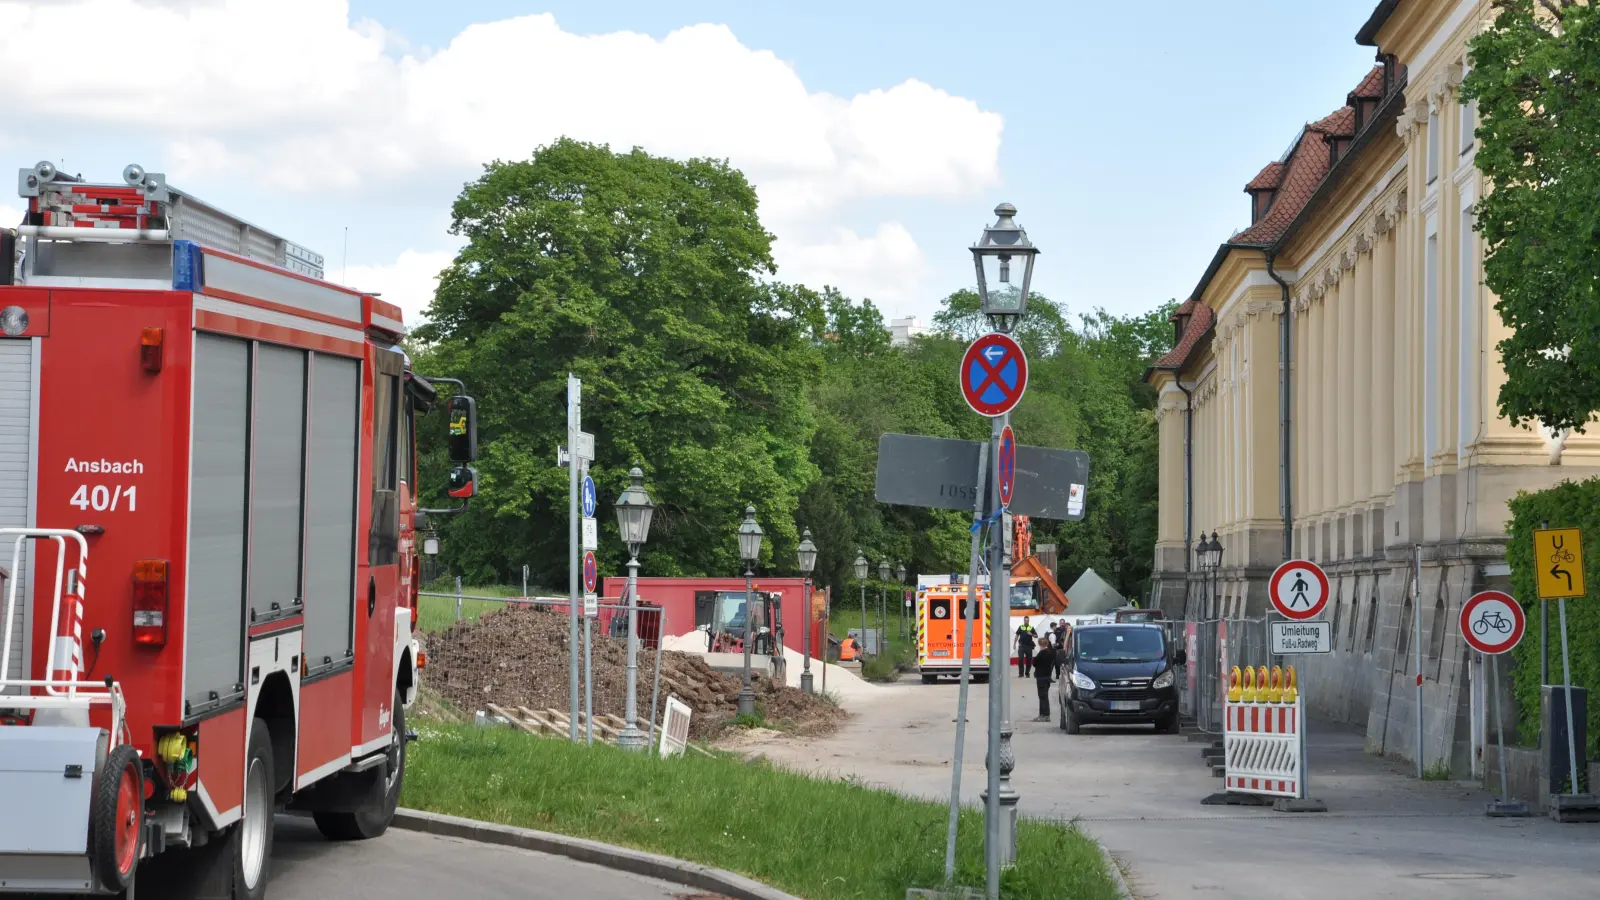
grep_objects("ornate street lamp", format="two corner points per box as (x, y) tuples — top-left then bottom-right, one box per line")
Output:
(878, 559), (891, 644)
(971, 202), (1040, 333)
(854, 554), (869, 658)
(797, 528), (818, 694)
(613, 467), (656, 751)
(896, 562), (907, 638)
(736, 506), (764, 717)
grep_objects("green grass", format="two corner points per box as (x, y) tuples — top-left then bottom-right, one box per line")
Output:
(403, 725), (1119, 900)
(416, 583), (528, 633)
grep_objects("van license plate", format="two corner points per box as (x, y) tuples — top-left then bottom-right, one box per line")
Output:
(1110, 700), (1140, 712)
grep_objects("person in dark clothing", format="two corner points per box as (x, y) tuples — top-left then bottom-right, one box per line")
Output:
(1014, 618), (1036, 677)
(1031, 640), (1057, 720)
(1052, 620), (1068, 678)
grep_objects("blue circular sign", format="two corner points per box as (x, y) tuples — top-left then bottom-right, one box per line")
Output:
(582, 550), (598, 593)
(581, 476), (597, 518)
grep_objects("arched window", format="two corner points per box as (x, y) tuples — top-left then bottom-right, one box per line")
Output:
(1428, 582), (1449, 678)
(1396, 595), (1414, 671)
(1364, 587), (1380, 653)
(1331, 578), (1346, 651)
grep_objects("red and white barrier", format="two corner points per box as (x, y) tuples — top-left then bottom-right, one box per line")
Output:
(1223, 665), (1305, 800)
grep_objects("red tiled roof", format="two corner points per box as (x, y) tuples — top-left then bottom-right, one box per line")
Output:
(1350, 65), (1385, 100)
(1150, 303), (1214, 369)
(1245, 161), (1285, 192)
(1143, 66), (1386, 381)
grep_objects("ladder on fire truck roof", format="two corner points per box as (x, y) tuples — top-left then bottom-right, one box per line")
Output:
(12, 160), (325, 279)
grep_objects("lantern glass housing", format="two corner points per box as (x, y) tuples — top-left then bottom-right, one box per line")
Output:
(971, 202), (1039, 329)
(613, 466), (655, 554)
(854, 555), (869, 581)
(896, 562), (906, 583)
(797, 528), (818, 575)
(878, 559), (891, 581)
(737, 505), (764, 563)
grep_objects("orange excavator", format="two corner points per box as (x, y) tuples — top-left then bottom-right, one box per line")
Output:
(1007, 516), (1070, 664)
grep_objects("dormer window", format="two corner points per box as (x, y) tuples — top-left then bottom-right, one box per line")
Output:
(1248, 189), (1276, 224)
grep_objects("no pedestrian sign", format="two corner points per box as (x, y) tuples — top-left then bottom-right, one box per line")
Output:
(960, 332), (1028, 418)
(1459, 590), (1525, 655)
(1269, 559), (1329, 621)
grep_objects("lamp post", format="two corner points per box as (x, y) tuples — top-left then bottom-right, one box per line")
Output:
(972, 202), (1038, 896)
(878, 559), (890, 646)
(1205, 531), (1223, 618)
(736, 505), (764, 717)
(797, 528), (818, 694)
(613, 467), (656, 752)
(854, 555), (869, 657)
(896, 562), (907, 638)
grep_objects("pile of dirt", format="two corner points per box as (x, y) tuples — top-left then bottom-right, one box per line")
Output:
(423, 605), (844, 741)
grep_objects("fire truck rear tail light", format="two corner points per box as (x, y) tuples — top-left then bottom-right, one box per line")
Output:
(140, 327), (164, 372)
(132, 559), (169, 646)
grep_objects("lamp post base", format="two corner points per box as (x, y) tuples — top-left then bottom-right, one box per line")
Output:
(616, 726), (648, 752)
(800, 670), (814, 694)
(736, 689), (756, 718)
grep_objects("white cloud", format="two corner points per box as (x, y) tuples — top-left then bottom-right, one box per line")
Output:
(0, 204), (21, 229)
(341, 249), (455, 327)
(772, 222), (929, 311)
(0, 1), (1002, 311)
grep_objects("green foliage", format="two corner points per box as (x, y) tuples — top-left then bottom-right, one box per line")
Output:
(1463, 1), (1600, 433)
(411, 138), (821, 586)
(412, 139), (1174, 604)
(1503, 478), (1600, 755)
(404, 724), (1121, 900)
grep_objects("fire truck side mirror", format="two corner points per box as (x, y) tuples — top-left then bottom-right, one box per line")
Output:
(447, 395), (478, 463)
(447, 466), (476, 500)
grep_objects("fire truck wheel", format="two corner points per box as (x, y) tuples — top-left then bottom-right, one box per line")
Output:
(91, 744), (144, 893)
(314, 688), (405, 841)
(233, 718), (276, 900)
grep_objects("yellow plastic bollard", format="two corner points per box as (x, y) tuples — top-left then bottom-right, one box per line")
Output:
(1284, 666), (1299, 704)
(1267, 666), (1283, 703)
(1255, 667), (1270, 704)
(1227, 666), (1242, 703)
(1242, 665), (1257, 703)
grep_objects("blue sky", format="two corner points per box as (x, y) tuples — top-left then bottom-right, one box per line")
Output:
(2, 0), (1382, 327)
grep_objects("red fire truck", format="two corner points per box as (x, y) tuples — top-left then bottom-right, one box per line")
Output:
(0, 161), (479, 898)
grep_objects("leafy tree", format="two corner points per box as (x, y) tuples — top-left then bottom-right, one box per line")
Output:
(412, 139), (822, 586)
(1463, 0), (1600, 433)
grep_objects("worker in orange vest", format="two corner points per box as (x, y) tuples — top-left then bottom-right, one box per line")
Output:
(840, 635), (860, 661)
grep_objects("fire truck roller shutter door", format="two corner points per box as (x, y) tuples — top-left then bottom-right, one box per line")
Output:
(185, 334), (250, 714)
(0, 339), (32, 688)
(248, 344), (307, 628)
(302, 352), (360, 675)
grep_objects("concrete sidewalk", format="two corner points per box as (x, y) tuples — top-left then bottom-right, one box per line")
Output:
(738, 674), (1599, 899)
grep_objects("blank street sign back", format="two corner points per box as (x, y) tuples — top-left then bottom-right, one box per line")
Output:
(874, 433), (1090, 521)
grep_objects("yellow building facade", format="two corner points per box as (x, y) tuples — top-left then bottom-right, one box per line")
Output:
(1145, 0), (1599, 769)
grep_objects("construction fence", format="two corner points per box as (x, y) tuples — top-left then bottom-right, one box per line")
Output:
(1162, 617), (1284, 734)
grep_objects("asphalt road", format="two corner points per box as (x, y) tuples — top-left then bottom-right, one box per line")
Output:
(736, 673), (1600, 900)
(266, 816), (692, 900)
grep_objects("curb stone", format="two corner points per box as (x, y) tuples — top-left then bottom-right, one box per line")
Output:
(392, 809), (802, 900)
(1099, 844), (1135, 900)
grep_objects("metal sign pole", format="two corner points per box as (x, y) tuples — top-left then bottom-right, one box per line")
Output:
(1413, 543), (1423, 778)
(822, 586), (831, 697)
(1557, 597), (1579, 795)
(945, 442), (989, 884)
(568, 375), (581, 742)
(1491, 651), (1509, 802)
(648, 608), (667, 749)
